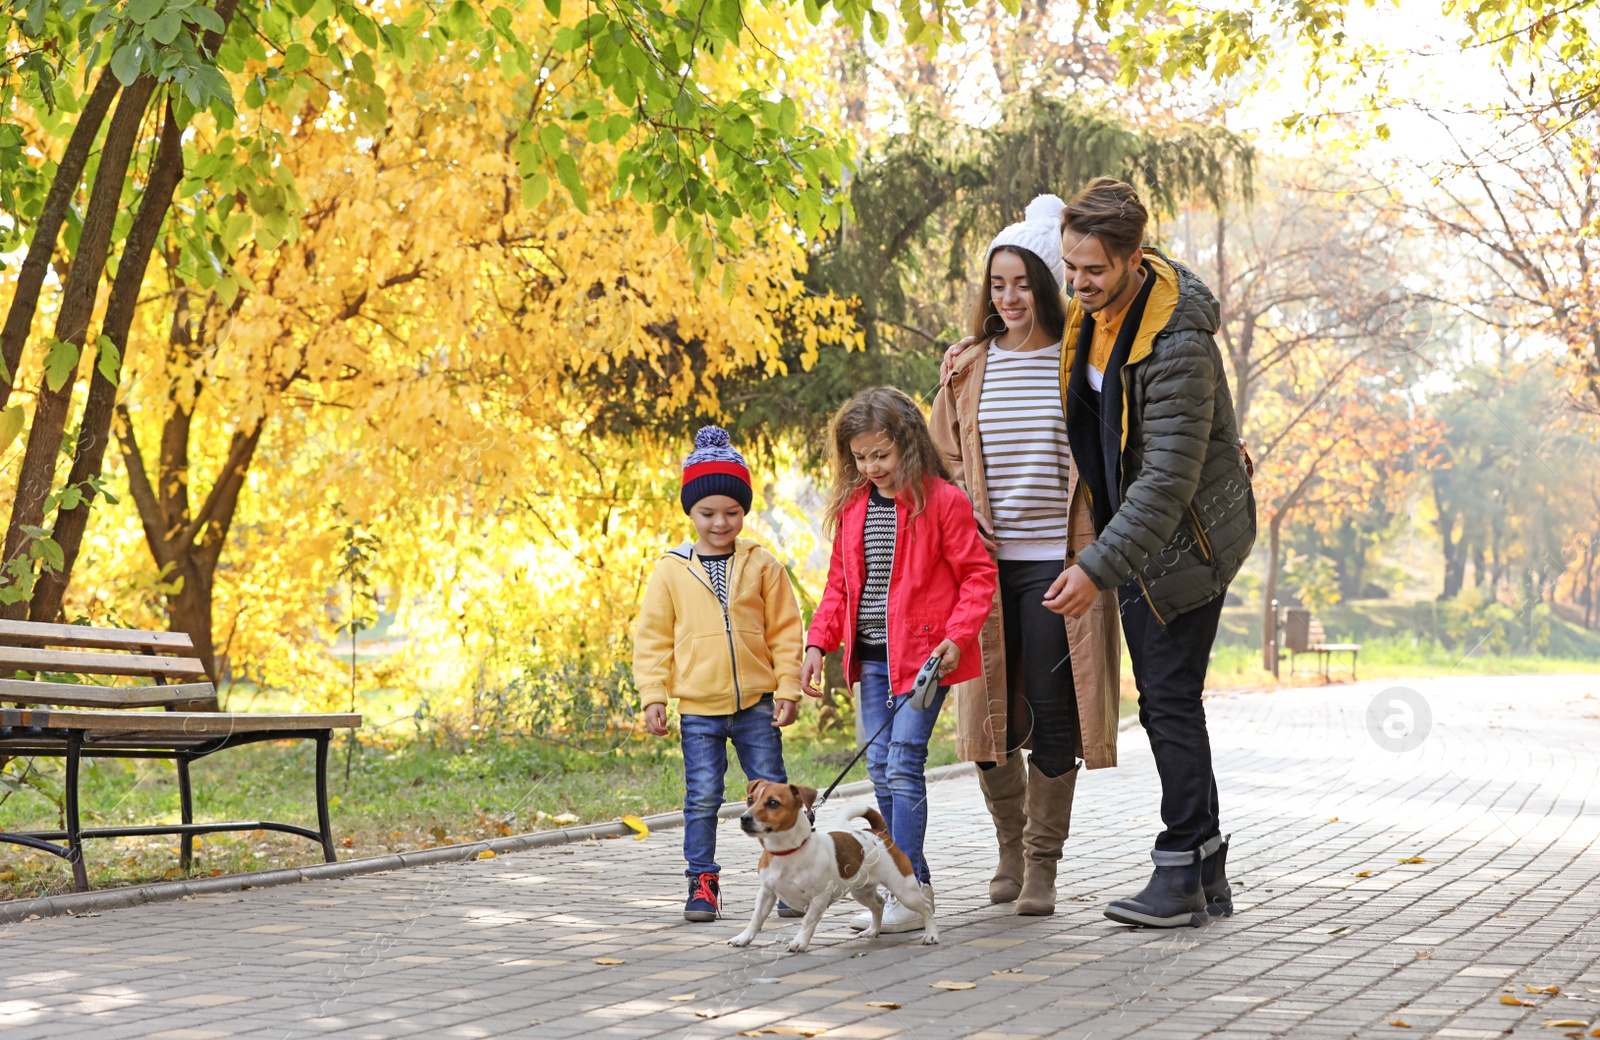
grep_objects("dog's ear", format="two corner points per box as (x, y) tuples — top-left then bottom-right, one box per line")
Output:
(746, 778), (764, 798)
(792, 784), (819, 809)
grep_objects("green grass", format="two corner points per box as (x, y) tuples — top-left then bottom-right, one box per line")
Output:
(0, 713), (961, 900)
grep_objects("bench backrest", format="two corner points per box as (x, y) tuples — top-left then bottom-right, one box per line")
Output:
(0, 620), (218, 712)
(1283, 609), (1317, 652)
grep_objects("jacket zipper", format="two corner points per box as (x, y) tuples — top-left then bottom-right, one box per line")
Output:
(688, 551), (743, 713)
(1120, 365), (1166, 624)
(1188, 505), (1214, 563)
(885, 494), (898, 697)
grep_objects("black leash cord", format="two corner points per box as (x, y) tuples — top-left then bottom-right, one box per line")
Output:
(810, 693), (908, 820)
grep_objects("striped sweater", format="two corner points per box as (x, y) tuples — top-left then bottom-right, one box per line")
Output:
(978, 341), (1071, 561)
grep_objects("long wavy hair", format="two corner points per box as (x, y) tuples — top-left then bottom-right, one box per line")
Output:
(969, 245), (1067, 344)
(822, 386), (952, 535)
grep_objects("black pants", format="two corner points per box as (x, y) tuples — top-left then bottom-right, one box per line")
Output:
(998, 559), (1080, 778)
(1118, 582), (1227, 854)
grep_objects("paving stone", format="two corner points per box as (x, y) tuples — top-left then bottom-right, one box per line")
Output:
(4, 675), (1600, 1037)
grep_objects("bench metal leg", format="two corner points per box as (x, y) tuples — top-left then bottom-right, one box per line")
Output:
(314, 732), (336, 863)
(64, 733), (90, 892)
(177, 757), (194, 873)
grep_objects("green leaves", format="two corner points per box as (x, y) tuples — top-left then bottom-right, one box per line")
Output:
(95, 335), (121, 384)
(0, 405), (25, 458)
(43, 338), (80, 393)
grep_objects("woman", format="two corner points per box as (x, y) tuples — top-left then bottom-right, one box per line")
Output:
(929, 195), (1122, 916)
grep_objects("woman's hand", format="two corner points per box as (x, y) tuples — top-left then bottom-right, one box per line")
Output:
(772, 698), (799, 727)
(643, 702), (669, 736)
(800, 647), (827, 697)
(939, 337), (978, 385)
(934, 638), (961, 677)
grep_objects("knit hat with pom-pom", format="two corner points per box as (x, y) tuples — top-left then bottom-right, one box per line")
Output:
(987, 194), (1068, 292)
(680, 426), (753, 514)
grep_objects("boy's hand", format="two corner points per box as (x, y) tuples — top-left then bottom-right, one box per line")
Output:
(643, 702), (669, 736)
(772, 698), (799, 728)
(934, 639), (961, 677)
(800, 647), (826, 698)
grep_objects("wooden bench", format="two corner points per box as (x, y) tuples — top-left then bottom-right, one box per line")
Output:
(1283, 608), (1361, 682)
(0, 619), (360, 891)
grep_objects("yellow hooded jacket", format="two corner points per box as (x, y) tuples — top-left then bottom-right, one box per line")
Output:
(633, 538), (804, 716)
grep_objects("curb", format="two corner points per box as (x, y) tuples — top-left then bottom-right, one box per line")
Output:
(0, 761), (978, 925)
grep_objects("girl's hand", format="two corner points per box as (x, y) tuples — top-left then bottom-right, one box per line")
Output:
(800, 647), (827, 698)
(934, 639), (961, 677)
(643, 702), (669, 736)
(772, 698), (799, 728)
(940, 336), (978, 385)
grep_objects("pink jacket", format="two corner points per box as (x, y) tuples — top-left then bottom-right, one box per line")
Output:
(806, 477), (999, 695)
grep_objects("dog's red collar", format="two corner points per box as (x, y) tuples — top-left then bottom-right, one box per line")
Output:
(767, 838), (808, 857)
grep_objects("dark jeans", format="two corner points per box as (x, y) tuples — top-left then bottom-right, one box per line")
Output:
(998, 559), (1081, 777)
(1118, 583), (1227, 856)
(679, 695), (787, 876)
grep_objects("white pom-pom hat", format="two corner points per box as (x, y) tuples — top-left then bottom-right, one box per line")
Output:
(986, 194), (1067, 292)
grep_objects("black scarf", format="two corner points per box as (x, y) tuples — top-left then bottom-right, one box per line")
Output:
(1065, 262), (1157, 534)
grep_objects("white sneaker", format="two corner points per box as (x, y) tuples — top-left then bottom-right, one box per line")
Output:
(849, 890), (929, 934)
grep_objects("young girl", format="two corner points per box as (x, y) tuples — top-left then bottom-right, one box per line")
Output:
(800, 386), (998, 933)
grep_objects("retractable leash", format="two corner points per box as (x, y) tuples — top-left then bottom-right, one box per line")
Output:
(808, 651), (945, 824)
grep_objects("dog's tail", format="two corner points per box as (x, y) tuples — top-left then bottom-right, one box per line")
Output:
(840, 803), (889, 834)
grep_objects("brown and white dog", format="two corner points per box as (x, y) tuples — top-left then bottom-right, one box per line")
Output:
(729, 779), (938, 952)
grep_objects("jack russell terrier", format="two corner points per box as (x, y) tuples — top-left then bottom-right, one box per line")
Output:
(728, 779), (938, 952)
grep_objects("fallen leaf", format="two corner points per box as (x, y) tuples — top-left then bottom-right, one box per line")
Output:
(1329, 926), (1348, 935)
(1526, 985), (1562, 995)
(1502, 994), (1537, 1007)
(991, 968), (1023, 974)
(478, 850), (496, 859)
(668, 994), (696, 1002)
(594, 957), (626, 965)
(1355, 871), (1374, 878)
(1390, 1021), (1411, 1029)
(1398, 857), (1427, 864)
(621, 814), (650, 840)
(553, 812), (580, 824)
(1415, 952), (1432, 960)
(930, 980), (976, 991)
(1329, 816), (1339, 822)
(865, 1002), (901, 1010)
(1543, 1022), (1589, 1029)
(738, 1030), (825, 1037)
(694, 1010), (719, 1019)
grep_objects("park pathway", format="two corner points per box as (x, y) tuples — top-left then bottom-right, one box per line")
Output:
(3, 674), (1600, 1039)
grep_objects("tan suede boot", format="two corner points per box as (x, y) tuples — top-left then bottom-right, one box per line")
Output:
(976, 754), (1028, 903)
(1015, 761), (1077, 916)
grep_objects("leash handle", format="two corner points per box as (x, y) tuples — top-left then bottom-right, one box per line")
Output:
(811, 693), (907, 818)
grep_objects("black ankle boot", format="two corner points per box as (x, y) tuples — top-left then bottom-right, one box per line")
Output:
(1201, 834), (1232, 918)
(1105, 852), (1206, 928)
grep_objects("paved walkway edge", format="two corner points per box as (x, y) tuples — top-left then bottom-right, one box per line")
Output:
(0, 761), (978, 925)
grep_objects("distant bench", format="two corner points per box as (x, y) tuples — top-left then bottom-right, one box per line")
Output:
(1284, 609), (1361, 682)
(0, 619), (360, 891)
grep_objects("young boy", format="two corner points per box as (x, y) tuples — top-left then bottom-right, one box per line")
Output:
(634, 426), (804, 922)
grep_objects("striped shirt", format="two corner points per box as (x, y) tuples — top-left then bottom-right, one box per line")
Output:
(979, 341), (1071, 561)
(854, 488), (896, 657)
(698, 552), (732, 608)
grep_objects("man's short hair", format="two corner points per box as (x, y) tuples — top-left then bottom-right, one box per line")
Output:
(1061, 177), (1148, 258)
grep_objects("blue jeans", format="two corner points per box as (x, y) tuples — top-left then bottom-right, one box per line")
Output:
(858, 660), (947, 884)
(679, 694), (787, 877)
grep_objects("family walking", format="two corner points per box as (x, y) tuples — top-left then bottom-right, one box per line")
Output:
(633, 177), (1257, 934)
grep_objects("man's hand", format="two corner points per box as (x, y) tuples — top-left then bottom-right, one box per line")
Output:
(772, 698), (799, 727)
(1043, 564), (1100, 617)
(800, 647), (827, 697)
(939, 336), (979, 386)
(643, 702), (669, 736)
(934, 638), (961, 677)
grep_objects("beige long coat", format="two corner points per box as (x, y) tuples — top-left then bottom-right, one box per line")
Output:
(929, 343), (1122, 769)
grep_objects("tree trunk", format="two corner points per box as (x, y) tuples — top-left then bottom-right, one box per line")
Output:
(1262, 511), (1283, 673)
(30, 98), (186, 624)
(0, 68), (121, 411)
(0, 74), (157, 617)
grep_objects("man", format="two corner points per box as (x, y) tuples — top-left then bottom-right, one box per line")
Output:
(943, 177), (1255, 927)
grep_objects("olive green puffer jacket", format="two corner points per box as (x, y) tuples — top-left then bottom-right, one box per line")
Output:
(1063, 253), (1257, 623)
